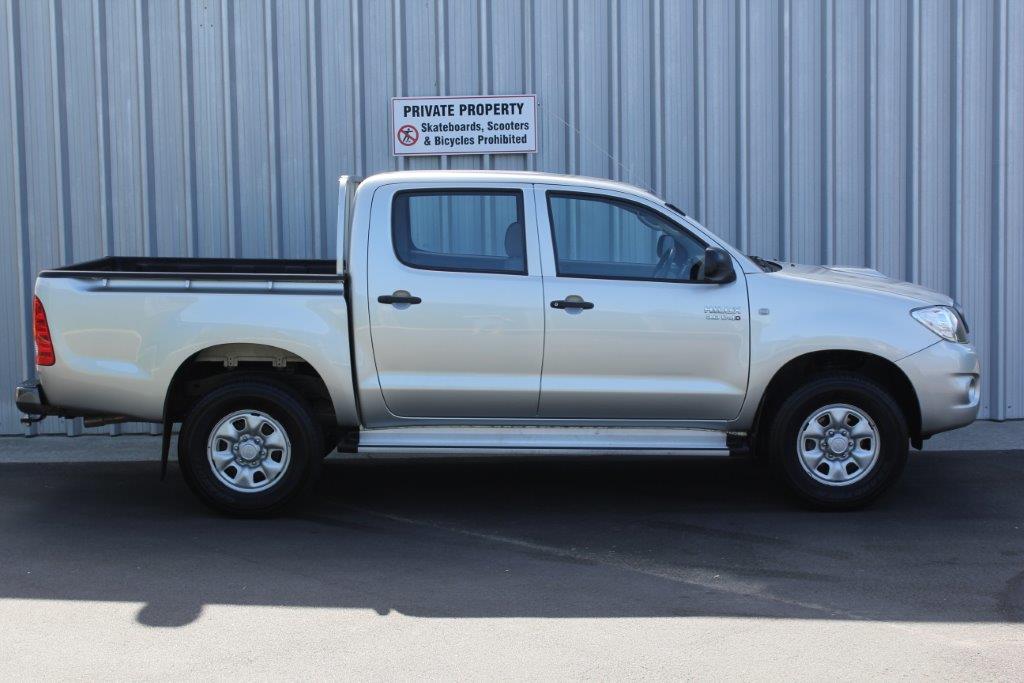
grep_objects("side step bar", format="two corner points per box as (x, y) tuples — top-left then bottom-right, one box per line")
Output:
(353, 426), (732, 458)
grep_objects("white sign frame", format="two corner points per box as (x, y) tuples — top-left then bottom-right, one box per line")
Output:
(391, 94), (537, 157)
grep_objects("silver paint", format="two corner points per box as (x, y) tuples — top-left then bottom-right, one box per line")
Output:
(29, 170), (979, 450)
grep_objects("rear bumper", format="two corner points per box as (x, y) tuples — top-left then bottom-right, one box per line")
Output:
(897, 341), (981, 437)
(15, 379), (50, 416)
(15, 379), (125, 426)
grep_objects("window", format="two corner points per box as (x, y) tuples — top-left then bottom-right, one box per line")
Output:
(392, 190), (526, 274)
(547, 192), (706, 282)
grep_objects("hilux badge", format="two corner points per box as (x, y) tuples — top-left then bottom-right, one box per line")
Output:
(705, 305), (742, 321)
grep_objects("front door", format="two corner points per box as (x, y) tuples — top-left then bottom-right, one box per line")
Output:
(536, 187), (750, 420)
(367, 184), (545, 418)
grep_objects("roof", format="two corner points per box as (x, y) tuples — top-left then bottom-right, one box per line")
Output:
(356, 169), (666, 206)
(344, 169), (757, 273)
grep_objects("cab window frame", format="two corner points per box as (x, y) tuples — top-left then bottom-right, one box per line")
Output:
(391, 188), (528, 276)
(545, 190), (710, 284)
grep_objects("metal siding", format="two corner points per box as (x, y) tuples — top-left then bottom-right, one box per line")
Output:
(17, 0), (62, 436)
(1007, 0), (1023, 417)
(747, 0), (782, 260)
(704, 0), (740, 248)
(1, 0), (1021, 434)
(490, 0), (527, 172)
(833, 0), (868, 267)
(1, 0), (25, 435)
(445, 0), (483, 171)
(961, 0), (998, 419)
(788, 0), (826, 265)
(661, 0), (697, 208)
(874, 0), (911, 279)
(232, 0), (272, 259)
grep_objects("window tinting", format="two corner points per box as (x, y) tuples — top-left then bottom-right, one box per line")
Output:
(547, 193), (706, 282)
(392, 191), (526, 274)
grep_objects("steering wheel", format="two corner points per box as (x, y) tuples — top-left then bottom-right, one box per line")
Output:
(655, 246), (703, 281)
(691, 255), (706, 281)
(674, 252), (700, 281)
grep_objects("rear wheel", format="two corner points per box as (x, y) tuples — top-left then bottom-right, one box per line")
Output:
(178, 379), (324, 516)
(765, 373), (908, 509)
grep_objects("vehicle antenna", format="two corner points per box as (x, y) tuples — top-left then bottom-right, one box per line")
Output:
(537, 102), (641, 188)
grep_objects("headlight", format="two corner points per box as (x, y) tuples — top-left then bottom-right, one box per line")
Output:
(911, 306), (968, 343)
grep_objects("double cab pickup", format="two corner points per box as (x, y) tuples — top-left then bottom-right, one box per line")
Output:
(16, 171), (981, 514)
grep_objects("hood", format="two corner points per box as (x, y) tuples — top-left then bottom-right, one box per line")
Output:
(771, 263), (954, 306)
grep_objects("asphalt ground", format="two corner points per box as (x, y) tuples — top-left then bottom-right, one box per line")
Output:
(1, 439), (1023, 679)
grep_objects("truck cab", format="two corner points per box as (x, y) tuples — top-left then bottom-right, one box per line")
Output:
(353, 172), (748, 424)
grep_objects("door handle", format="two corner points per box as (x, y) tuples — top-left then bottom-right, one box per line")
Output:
(550, 298), (594, 310)
(378, 293), (422, 305)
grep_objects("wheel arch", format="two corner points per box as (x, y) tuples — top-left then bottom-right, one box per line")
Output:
(163, 343), (337, 426)
(753, 350), (923, 448)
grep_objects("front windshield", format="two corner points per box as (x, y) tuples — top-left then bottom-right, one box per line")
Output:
(662, 200), (782, 275)
(659, 200), (778, 274)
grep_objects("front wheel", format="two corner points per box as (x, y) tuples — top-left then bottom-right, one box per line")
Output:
(178, 378), (324, 516)
(766, 373), (908, 509)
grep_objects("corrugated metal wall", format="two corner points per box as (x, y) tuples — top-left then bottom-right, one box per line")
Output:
(1, 0), (1021, 435)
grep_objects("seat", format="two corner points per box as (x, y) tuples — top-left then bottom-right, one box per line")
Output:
(504, 221), (524, 263)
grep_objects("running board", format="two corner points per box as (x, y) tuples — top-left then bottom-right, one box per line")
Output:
(354, 426), (730, 458)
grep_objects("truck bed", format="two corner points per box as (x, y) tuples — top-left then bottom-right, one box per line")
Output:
(40, 256), (339, 281)
(29, 254), (353, 424)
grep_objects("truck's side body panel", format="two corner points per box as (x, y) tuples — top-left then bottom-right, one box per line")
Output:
(532, 183), (750, 421)
(35, 276), (359, 426)
(733, 269), (958, 429)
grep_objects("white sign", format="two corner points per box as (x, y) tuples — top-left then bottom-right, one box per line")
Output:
(391, 94), (537, 156)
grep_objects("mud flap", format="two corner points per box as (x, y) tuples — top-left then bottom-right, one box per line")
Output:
(160, 417), (172, 481)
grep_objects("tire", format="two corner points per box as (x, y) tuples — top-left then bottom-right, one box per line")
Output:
(764, 373), (908, 510)
(178, 378), (324, 516)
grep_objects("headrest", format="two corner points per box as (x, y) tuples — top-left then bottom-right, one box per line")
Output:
(505, 222), (524, 259)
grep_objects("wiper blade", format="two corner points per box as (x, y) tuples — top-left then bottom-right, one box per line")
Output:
(747, 255), (782, 272)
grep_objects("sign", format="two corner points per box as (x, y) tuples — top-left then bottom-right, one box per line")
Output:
(391, 95), (537, 156)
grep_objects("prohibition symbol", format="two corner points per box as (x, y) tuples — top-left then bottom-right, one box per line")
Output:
(396, 124), (419, 146)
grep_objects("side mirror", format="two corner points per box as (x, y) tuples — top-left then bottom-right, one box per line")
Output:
(702, 247), (736, 284)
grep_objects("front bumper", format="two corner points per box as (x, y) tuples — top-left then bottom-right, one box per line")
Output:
(896, 341), (981, 437)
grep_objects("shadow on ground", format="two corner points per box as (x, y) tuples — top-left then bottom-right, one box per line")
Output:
(1, 450), (1022, 627)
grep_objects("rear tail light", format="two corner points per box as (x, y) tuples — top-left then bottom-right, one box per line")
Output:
(33, 296), (55, 366)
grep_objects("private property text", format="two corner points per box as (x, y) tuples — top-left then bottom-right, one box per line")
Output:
(392, 95), (537, 156)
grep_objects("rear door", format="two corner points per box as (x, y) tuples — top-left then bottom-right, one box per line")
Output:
(535, 186), (750, 420)
(367, 183), (545, 418)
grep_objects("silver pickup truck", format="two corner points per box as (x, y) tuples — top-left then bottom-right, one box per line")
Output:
(16, 171), (980, 514)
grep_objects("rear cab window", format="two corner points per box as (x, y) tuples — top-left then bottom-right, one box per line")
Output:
(392, 190), (527, 275)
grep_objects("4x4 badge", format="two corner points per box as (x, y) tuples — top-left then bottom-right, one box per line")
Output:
(705, 305), (742, 321)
